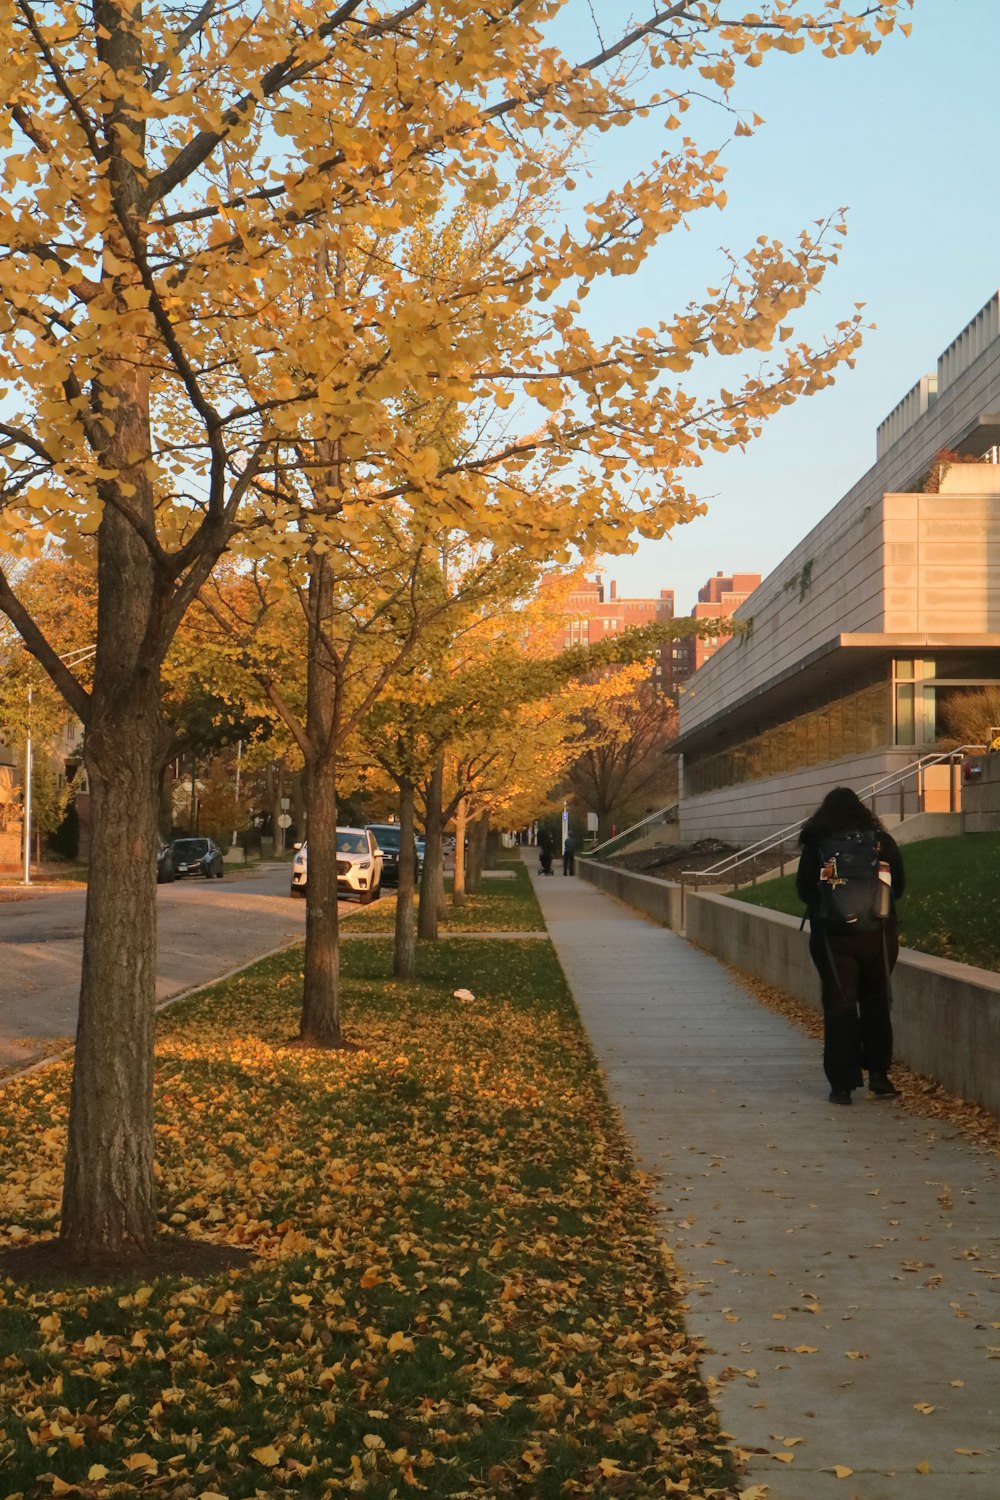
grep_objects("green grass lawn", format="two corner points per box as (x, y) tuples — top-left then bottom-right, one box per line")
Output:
(344, 856), (545, 934)
(0, 932), (736, 1498)
(729, 831), (1000, 970)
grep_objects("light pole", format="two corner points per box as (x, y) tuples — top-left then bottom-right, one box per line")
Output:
(22, 644), (95, 886)
(233, 738), (243, 848)
(21, 686), (32, 886)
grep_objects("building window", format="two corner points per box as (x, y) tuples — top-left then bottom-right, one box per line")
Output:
(684, 666), (893, 796)
(892, 658), (940, 747)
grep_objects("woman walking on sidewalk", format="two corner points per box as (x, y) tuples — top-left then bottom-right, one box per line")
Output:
(796, 787), (906, 1106)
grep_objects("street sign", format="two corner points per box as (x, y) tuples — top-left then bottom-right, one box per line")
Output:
(277, 813), (292, 829)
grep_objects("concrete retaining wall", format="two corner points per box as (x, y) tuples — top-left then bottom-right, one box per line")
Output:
(579, 859), (1000, 1117)
(579, 858), (684, 929)
(963, 752), (1000, 833)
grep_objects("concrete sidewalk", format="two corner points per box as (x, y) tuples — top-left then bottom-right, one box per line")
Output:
(525, 854), (999, 1499)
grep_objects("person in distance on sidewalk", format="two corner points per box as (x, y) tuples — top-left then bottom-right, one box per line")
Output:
(796, 787), (905, 1106)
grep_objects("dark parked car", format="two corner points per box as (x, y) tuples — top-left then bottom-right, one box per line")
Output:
(156, 840), (175, 884)
(170, 836), (224, 879)
(366, 823), (419, 887)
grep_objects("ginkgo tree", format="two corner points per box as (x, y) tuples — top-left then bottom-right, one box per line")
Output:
(363, 579), (713, 958)
(0, 0), (911, 1264)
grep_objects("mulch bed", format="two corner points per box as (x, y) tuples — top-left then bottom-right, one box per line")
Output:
(0, 1233), (254, 1287)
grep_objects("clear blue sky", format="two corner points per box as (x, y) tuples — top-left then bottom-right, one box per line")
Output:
(563, 1), (1000, 612)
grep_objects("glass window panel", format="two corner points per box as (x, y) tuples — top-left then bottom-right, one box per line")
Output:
(856, 685), (872, 751)
(829, 699), (843, 759)
(931, 653), (997, 681)
(872, 681), (892, 747)
(918, 686), (936, 746)
(894, 658), (914, 680)
(805, 708), (819, 766)
(747, 736), (763, 782)
(841, 693), (857, 756)
(895, 683), (916, 745)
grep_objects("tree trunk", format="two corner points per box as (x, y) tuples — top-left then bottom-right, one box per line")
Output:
(298, 554), (344, 1046)
(393, 776), (417, 980)
(58, 13), (171, 1253)
(418, 755), (444, 940)
(466, 811), (489, 893)
(60, 486), (166, 1258)
(300, 750), (342, 1044)
(452, 795), (467, 908)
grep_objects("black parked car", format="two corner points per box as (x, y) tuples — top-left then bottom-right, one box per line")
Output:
(156, 840), (175, 884)
(366, 823), (419, 887)
(170, 836), (225, 879)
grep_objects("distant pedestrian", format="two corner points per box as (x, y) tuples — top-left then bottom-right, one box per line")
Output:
(796, 787), (905, 1106)
(562, 834), (576, 876)
(538, 828), (554, 876)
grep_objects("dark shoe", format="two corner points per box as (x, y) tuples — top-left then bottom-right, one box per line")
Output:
(868, 1073), (901, 1098)
(828, 1089), (853, 1106)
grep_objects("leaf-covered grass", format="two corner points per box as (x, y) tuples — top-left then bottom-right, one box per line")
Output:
(345, 857), (544, 934)
(728, 832), (1000, 971)
(0, 936), (737, 1498)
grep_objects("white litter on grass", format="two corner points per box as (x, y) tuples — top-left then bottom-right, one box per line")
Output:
(452, 988), (475, 1003)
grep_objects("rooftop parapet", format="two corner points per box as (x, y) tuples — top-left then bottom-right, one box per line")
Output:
(875, 290), (1000, 461)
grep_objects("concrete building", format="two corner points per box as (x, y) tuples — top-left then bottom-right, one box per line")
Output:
(673, 290), (1000, 846)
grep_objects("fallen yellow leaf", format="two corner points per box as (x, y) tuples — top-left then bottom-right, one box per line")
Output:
(831, 1465), (854, 1479)
(916, 1460), (932, 1474)
(123, 1454), (157, 1474)
(251, 1445), (282, 1467)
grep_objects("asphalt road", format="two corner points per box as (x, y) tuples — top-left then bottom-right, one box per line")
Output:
(0, 862), (316, 1071)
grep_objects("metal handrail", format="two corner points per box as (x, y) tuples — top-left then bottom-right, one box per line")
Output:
(682, 744), (985, 886)
(586, 801), (679, 860)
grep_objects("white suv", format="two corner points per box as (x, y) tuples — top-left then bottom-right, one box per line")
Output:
(290, 827), (383, 903)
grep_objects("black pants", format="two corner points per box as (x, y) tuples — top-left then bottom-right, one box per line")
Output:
(808, 924), (898, 1091)
(563, 853), (574, 875)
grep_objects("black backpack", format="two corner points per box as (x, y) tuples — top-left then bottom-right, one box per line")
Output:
(815, 830), (884, 934)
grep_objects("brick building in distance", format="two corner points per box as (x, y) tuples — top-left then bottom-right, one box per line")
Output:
(558, 576), (676, 691)
(673, 571), (762, 682)
(552, 572), (760, 695)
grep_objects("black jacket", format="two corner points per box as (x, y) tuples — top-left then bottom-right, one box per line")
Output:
(796, 827), (905, 924)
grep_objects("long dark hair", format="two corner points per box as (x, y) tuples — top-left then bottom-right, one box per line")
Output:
(799, 786), (886, 847)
